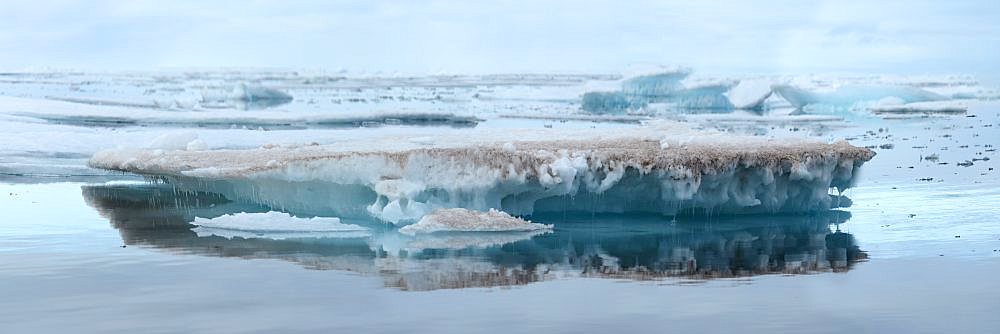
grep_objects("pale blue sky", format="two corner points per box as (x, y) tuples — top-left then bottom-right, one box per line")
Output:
(1, 0), (998, 80)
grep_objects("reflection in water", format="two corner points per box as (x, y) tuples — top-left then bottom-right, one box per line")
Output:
(83, 183), (866, 291)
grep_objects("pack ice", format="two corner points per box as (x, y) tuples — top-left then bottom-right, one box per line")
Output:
(89, 122), (874, 224)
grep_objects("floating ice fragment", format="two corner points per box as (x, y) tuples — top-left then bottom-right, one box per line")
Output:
(191, 211), (369, 240)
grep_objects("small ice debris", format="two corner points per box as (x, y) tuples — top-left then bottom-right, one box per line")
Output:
(398, 208), (553, 236)
(191, 211), (368, 240)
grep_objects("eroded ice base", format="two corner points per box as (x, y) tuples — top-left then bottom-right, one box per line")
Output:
(89, 122), (874, 224)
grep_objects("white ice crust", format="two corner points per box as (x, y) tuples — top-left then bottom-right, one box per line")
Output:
(398, 208), (553, 235)
(90, 121), (874, 224)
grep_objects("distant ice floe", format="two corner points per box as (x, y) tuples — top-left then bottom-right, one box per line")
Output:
(89, 121), (874, 224)
(398, 208), (553, 235)
(201, 83), (294, 110)
(578, 69), (992, 116)
(191, 211), (369, 240)
(0, 96), (477, 129)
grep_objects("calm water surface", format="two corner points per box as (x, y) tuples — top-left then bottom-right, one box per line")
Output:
(2, 104), (999, 333)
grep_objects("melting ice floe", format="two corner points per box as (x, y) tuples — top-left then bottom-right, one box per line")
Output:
(89, 121), (874, 223)
(398, 208), (553, 235)
(191, 211), (369, 240)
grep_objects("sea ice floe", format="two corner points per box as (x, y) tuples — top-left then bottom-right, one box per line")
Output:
(89, 121), (875, 223)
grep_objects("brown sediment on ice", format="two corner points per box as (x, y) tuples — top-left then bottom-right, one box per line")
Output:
(89, 134), (873, 180)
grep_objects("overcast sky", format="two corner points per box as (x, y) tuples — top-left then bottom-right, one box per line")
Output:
(1, 0), (998, 80)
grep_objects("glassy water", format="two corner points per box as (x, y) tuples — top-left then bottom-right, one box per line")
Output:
(2, 181), (998, 333)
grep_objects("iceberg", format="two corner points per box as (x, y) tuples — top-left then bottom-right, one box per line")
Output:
(89, 122), (874, 224)
(725, 79), (774, 110)
(772, 84), (947, 109)
(398, 208), (553, 235)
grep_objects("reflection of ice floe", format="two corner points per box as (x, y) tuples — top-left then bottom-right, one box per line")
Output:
(89, 122), (873, 223)
(398, 208), (552, 235)
(191, 211), (369, 240)
(400, 230), (551, 250)
(869, 100), (968, 116)
(81, 182), (866, 290)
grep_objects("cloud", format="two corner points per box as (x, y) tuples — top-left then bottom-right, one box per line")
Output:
(0, 0), (997, 78)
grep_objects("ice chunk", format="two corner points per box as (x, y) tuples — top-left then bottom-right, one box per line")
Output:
(191, 211), (369, 240)
(726, 79), (774, 110)
(398, 208), (553, 235)
(772, 84), (947, 109)
(89, 122), (875, 223)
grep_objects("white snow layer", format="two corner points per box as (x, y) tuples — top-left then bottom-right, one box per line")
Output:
(89, 122), (875, 223)
(398, 208), (553, 235)
(191, 211), (369, 240)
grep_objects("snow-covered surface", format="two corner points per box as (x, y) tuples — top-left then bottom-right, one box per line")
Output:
(191, 211), (369, 240)
(89, 121), (874, 223)
(398, 208), (553, 235)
